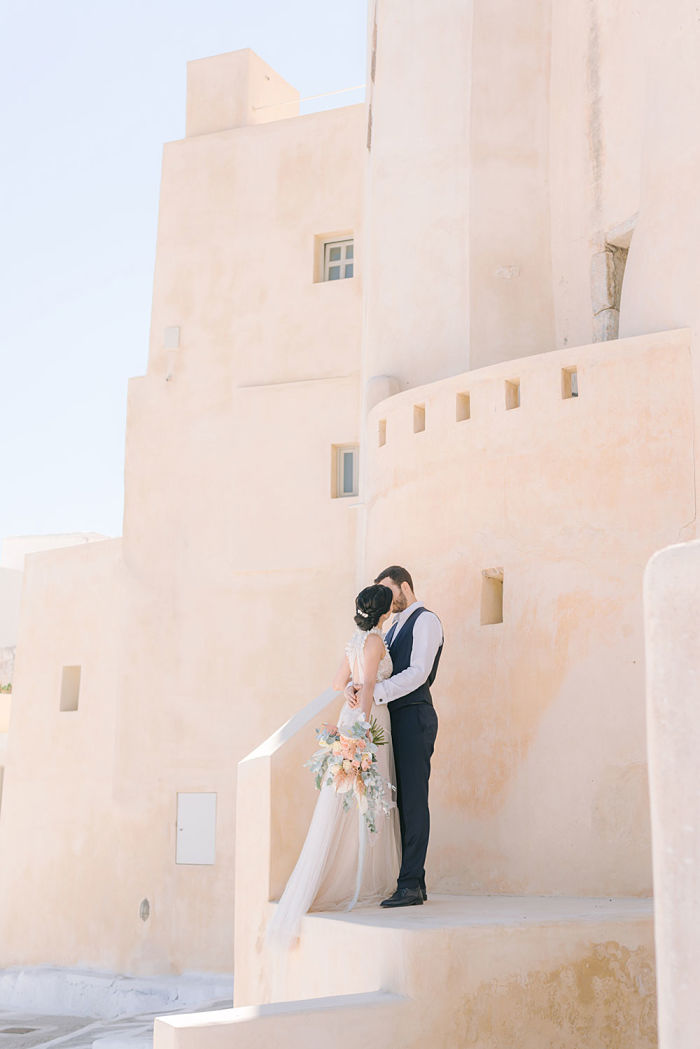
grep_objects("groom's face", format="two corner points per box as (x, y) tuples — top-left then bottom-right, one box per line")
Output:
(379, 577), (408, 614)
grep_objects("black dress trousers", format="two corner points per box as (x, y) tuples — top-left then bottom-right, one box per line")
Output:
(389, 702), (438, 890)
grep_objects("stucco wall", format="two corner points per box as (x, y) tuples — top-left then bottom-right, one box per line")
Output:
(0, 534), (108, 572)
(0, 92), (366, 974)
(0, 541), (124, 969)
(645, 539), (700, 1049)
(468, 0), (555, 370)
(362, 0), (472, 389)
(363, 0), (555, 386)
(549, 0), (647, 349)
(363, 328), (693, 895)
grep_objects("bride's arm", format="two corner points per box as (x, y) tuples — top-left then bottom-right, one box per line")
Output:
(332, 654), (352, 692)
(356, 634), (384, 720)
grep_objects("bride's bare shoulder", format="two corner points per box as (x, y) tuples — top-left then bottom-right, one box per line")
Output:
(363, 631), (386, 655)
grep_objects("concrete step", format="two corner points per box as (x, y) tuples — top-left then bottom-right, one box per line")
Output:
(156, 895), (657, 1049)
(156, 992), (405, 1049)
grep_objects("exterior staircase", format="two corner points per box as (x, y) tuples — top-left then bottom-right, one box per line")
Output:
(155, 894), (655, 1048)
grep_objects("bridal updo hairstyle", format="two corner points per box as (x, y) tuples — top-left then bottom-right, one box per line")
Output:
(354, 584), (393, 631)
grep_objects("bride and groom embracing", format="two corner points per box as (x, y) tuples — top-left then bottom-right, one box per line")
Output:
(267, 565), (443, 948)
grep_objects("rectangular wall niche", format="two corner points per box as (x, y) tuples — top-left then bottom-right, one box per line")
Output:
(60, 666), (81, 712)
(562, 367), (579, 399)
(505, 381), (520, 410)
(413, 404), (426, 433)
(176, 792), (217, 865)
(456, 392), (471, 422)
(378, 419), (387, 447)
(481, 568), (504, 625)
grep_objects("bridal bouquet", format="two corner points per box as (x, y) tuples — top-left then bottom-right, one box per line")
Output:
(306, 716), (395, 833)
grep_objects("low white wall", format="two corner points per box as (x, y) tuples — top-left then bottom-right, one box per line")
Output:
(0, 534), (108, 572)
(0, 966), (232, 1019)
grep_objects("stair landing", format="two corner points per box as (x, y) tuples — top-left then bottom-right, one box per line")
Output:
(156, 895), (656, 1049)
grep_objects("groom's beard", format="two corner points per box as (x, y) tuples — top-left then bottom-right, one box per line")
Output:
(392, 595), (408, 613)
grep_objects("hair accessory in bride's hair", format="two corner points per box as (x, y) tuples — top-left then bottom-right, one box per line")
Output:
(356, 608), (369, 618)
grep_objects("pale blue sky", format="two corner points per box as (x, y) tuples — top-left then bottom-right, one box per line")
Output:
(0, 0), (368, 540)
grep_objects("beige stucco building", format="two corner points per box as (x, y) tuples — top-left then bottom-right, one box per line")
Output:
(2, 2), (700, 1045)
(0, 533), (106, 706)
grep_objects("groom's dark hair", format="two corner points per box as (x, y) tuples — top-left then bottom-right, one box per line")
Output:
(374, 565), (414, 592)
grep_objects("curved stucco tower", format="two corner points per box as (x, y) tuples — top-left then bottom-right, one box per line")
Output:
(361, 0), (554, 400)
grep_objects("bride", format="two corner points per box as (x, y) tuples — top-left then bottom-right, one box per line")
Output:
(266, 584), (400, 947)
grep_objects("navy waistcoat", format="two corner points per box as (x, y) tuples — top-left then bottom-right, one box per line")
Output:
(387, 607), (443, 712)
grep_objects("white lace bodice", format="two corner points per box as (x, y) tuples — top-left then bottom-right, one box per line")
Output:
(345, 626), (393, 685)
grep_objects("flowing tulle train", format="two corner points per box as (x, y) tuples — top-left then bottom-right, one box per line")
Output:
(266, 628), (399, 953)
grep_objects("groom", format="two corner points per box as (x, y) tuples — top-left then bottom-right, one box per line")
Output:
(347, 565), (443, 907)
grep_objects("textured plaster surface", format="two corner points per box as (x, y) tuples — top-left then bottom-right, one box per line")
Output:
(645, 539), (700, 1049)
(180, 896), (655, 1048)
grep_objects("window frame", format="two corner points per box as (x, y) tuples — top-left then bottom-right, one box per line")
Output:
(332, 443), (359, 499)
(322, 238), (354, 282)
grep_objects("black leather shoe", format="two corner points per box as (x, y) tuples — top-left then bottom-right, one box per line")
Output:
(380, 887), (423, 908)
(421, 885), (428, 901)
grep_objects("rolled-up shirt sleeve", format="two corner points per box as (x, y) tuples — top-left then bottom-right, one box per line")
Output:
(374, 612), (443, 705)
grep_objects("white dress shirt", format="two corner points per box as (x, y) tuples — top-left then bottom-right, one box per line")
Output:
(373, 601), (443, 705)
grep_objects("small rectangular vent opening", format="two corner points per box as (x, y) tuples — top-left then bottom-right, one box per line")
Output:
(562, 367), (579, 399)
(413, 404), (426, 433)
(481, 569), (504, 625)
(505, 381), (520, 410)
(60, 666), (81, 712)
(456, 393), (471, 422)
(378, 419), (387, 447)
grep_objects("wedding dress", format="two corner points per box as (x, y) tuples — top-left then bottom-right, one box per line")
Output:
(266, 627), (400, 948)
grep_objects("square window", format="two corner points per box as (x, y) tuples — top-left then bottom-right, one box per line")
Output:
(323, 239), (355, 282)
(332, 444), (359, 498)
(60, 666), (81, 712)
